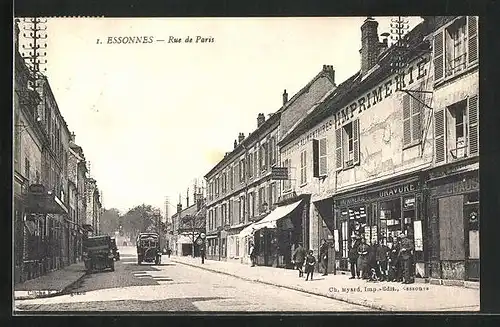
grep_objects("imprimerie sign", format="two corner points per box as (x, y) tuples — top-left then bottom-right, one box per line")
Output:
(334, 57), (430, 128)
(284, 56), (430, 155)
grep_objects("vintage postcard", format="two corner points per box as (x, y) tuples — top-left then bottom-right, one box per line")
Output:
(13, 16), (480, 313)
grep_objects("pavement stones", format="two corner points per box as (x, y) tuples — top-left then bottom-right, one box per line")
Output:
(14, 261), (87, 300)
(171, 256), (480, 312)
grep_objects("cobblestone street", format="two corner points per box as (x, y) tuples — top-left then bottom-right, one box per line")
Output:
(15, 246), (371, 312)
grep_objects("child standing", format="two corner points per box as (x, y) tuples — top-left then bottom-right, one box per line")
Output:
(305, 250), (316, 281)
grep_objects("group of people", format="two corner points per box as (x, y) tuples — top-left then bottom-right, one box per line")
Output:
(349, 232), (415, 284)
(289, 233), (415, 284)
(291, 239), (330, 281)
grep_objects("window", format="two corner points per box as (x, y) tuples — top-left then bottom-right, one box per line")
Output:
(336, 119), (360, 169)
(248, 152), (254, 178)
(262, 142), (269, 171)
(403, 87), (423, 147)
(448, 100), (467, 159)
(239, 159), (245, 183)
(222, 172), (227, 193)
(229, 166), (234, 190)
(313, 138), (328, 177)
(435, 95), (478, 164)
(434, 16), (478, 82)
(300, 150), (307, 185)
(239, 195), (246, 223)
(248, 192), (254, 218)
(283, 159), (292, 191)
(228, 200), (233, 226)
(270, 137), (277, 165)
(253, 151), (258, 177)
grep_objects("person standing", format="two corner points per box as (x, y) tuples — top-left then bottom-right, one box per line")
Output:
(292, 242), (307, 277)
(399, 233), (415, 284)
(319, 239), (329, 276)
(249, 242), (256, 267)
(357, 237), (370, 279)
(305, 250), (316, 281)
(200, 242), (206, 264)
(375, 238), (390, 281)
(348, 236), (360, 279)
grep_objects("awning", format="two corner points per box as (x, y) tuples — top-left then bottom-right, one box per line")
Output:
(25, 193), (68, 215)
(238, 200), (302, 238)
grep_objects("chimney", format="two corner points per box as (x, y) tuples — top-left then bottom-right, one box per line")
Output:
(282, 89), (288, 105)
(234, 140), (237, 149)
(14, 19), (20, 53)
(322, 65), (336, 85)
(238, 132), (245, 144)
(360, 17), (380, 76)
(257, 113), (265, 127)
(70, 132), (76, 142)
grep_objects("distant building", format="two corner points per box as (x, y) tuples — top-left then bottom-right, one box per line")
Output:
(85, 178), (102, 236)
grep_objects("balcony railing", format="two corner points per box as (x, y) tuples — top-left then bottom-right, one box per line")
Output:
(446, 53), (467, 77)
(449, 143), (468, 160)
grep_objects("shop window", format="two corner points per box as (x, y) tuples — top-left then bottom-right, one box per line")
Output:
(236, 237), (240, 257)
(380, 198), (402, 241)
(341, 221), (349, 258)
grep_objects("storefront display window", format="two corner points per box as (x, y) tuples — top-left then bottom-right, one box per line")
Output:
(380, 198), (401, 241)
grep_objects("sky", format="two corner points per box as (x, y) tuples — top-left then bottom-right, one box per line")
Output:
(17, 16), (422, 216)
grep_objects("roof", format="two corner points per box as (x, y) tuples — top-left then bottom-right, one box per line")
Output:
(204, 66), (336, 179)
(176, 204), (206, 230)
(279, 20), (430, 147)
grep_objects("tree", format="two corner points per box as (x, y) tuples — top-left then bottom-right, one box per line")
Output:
(99, 208), (121, 236)
(121, 204), (162, 242)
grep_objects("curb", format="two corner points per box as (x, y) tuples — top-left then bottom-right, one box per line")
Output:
(172, 259), (400, 311)
(14, 271), (87, 301)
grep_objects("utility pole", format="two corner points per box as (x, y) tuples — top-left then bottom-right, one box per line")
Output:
(21, 17), (48, 95)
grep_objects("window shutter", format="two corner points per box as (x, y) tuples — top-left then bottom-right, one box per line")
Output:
(434, 109), (446, 163)
(268, 184), (273, 207)
(319, 138), (328, 176)
(352, 119), (360, 165)
(403, 93), (412, 146)
(335, 126), (343, 170)
(411, 86), (423, 142)
(312, 139), (320, 177)
(468, 94), (479, 156)
(467, 16), (478, 64)
(433, 30), (445, 82)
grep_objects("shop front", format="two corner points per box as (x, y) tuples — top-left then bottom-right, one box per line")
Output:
(205, 232), (219, 261)
(241, 194), (309, 269)
(426, 160), (479, 281)
(333, 174), (425, 276)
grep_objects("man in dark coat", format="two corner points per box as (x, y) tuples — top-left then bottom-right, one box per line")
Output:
(375, 238), (390, 281)
(292, 242), (307, 277)
(305, 250), (316, 281)
(348, 236), (360, 279)
(357, 237), (370, 279)
(319, 239), (329, 276)
(399, 233), (415, 284)
(392, 235), (403, 282)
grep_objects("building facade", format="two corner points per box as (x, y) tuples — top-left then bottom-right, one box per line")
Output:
(85, 178), (102, 236)
(205, 66), (337, 266)
(278, 16), (479, 281)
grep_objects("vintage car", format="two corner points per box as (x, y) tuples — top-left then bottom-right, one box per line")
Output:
(136, 232), (162, 265)
(83, 235), (115, 273)
(110, 237), (120, 261)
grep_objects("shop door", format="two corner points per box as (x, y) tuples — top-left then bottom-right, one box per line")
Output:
(464, 192), (480, 281)
(438, 195), (465, 279)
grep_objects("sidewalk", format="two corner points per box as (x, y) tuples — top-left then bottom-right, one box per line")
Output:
(171, 256), (480, 312)
(14, 261), (86, 300)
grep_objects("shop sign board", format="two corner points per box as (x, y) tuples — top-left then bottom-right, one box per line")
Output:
(271, 167), (288, 180)
(430, 175), (479, 197)
(336, 181), (419, 207)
